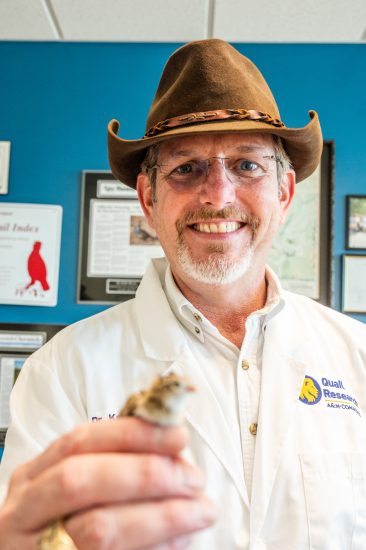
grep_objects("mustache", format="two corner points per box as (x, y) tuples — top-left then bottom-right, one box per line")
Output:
(176, 207), (260, 235)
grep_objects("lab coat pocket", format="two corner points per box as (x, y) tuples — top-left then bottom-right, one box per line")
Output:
(300, 452), (366, 550)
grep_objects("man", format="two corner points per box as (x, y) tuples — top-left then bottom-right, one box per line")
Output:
(0, 39), (366, 550)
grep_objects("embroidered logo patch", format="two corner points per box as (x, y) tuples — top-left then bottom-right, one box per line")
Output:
(299, 375), (322, 405)
(299, 375), (361, 416)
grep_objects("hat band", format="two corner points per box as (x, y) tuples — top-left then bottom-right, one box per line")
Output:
(144, 108), (284, 138)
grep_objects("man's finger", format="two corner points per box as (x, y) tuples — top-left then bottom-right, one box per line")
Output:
(65, 496), (217, 550)
(15, 417), (188, 484)
(10, 453), (205, 531)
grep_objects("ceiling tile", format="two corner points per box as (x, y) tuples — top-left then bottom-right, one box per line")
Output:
(50, 0), (209, 42)
(0, 0), (58, 40)
(213, 0), (366, 42)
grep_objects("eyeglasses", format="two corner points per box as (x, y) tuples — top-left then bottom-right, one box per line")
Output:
(148, 154), (282, 192)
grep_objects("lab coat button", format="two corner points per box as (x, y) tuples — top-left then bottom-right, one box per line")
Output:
(249, 423), (257, 435)
(193, 312), (202, 322)
(194, 327), (200, 334)
(241, 359), (250, 370)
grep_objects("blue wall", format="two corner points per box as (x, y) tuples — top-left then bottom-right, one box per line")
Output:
(0, 42), (365, 324)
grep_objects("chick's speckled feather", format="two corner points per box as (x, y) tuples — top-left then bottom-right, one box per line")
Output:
(119, 373), (195, 426)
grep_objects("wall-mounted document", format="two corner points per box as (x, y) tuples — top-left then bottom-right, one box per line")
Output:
(78, 172), (164, 303)
(0, 354), (27, 428)
(0, 203), (62, 306)
(0, 323), (65, 443)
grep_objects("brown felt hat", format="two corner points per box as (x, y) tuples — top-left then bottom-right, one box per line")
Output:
(108, 39), (322, 188)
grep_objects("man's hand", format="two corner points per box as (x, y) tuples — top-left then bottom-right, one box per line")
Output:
(0, 418), (216, 549)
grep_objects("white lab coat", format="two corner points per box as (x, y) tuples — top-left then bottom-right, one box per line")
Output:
(1, 257), (366, 550)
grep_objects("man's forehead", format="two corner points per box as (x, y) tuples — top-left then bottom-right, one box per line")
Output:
(158, 132), (275, 157)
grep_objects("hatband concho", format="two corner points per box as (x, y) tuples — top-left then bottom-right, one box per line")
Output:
(144, 109), (284, 138)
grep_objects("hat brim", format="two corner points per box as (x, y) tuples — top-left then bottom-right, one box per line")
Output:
(108, 110), (323, 188)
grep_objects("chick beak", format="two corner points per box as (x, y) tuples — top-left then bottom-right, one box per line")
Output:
(186, 384), (197, 393)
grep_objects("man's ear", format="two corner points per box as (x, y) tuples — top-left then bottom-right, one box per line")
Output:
(279, 169), (296, 224)
(137, 172), (155, 228)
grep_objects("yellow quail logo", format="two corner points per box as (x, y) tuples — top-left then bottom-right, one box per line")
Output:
(299, 375), (322, 405)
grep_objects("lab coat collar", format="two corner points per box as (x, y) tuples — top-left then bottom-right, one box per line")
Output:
(136, 258), (248, 505)
(164, 266), (206, 343)
(135, 258), (187, 361)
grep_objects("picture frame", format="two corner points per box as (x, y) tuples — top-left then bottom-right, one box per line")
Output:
(77, 171), (164, 304)
(0, 353), (29, 430)
(342, 255), (366, 313)
(346, 195), (366, 250)
(268, 141), (334, 306)
(0, 323), (65, 448)
(0, 141), (11, 195)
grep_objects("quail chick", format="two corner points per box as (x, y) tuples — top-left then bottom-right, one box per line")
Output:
(119, 373), (196, 426)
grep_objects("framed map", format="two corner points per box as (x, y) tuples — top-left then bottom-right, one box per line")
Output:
(268, 141), (334, 305)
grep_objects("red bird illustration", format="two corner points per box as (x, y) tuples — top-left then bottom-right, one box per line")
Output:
(26, 241), (50, 291)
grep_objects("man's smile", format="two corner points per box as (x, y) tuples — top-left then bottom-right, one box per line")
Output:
(176, 206), (260, 242)
(190, 221), (244, 234)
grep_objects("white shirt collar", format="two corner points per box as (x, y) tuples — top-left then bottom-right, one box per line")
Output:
(163, 265), (284, 342)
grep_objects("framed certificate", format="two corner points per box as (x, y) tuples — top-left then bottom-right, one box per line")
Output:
(342, 255), (366, 313)
(77, 171), (164, 303)
(0, 203), (62, 306)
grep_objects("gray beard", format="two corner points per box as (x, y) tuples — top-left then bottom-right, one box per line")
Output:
(175, 206), (259, 285)
(176, 241), (255, 285)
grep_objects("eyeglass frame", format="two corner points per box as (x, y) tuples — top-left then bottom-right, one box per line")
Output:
(146, 154), (284, 191)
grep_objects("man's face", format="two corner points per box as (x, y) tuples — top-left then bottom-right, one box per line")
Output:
(137, 133), (295, 287)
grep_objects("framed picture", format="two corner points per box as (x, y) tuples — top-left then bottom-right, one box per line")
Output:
(77, 171), (164, 304)
(346, 195), (366, 250)
(268, 141), (334, 306)
(342, 255), (366, 313)
(0, 141), (11, 195)
(0, 323), (65, 447)
(0, 354), (28, 430)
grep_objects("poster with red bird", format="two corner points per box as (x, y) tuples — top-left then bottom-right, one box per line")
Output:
(26, 241), (50, 291)
(0, 203), (62, 306)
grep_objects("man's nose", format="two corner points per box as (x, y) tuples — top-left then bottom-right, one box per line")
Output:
(198, 159), (236, 208)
